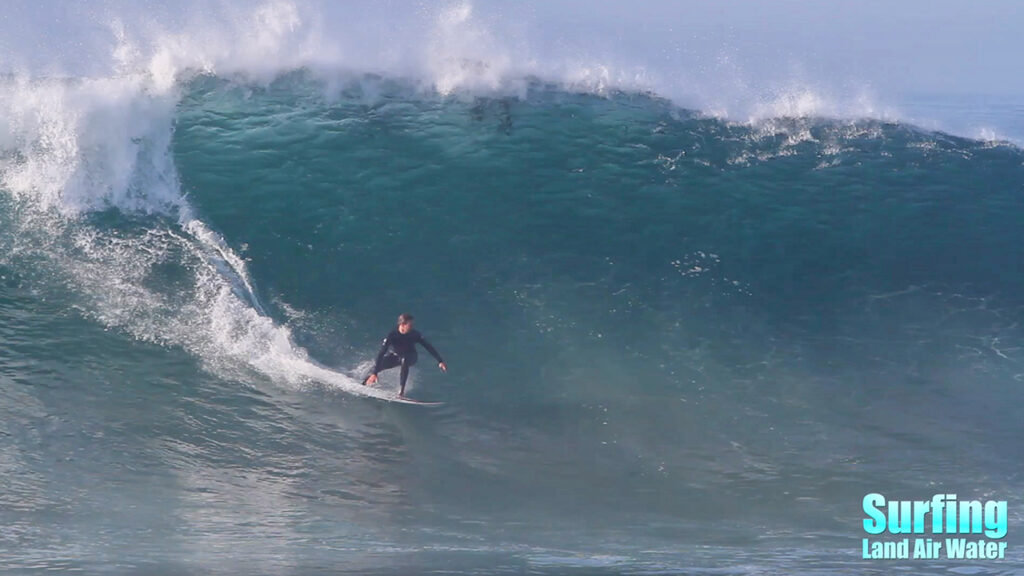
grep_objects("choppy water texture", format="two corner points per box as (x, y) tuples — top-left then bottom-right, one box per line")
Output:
(1, 58), (1024, 576)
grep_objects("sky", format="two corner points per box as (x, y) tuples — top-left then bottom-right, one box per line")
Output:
(481, 0), (1023, 97)
(1, 0), (1020, 95)
(0, 0), (1021, 138)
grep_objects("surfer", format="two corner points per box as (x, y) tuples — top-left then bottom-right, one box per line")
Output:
(363, 313), (447, 397)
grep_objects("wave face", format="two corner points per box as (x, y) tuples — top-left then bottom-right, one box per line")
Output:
(2, 42), (1024, 576)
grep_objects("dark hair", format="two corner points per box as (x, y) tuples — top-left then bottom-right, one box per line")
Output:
(397, 313), (415, 325)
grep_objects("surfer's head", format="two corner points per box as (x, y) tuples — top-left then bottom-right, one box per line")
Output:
(397, 313), (415, 333)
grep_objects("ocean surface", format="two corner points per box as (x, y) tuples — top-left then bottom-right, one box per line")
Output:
(2, 4), (1024, 575)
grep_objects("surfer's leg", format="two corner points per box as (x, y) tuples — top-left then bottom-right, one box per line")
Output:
(399, 359), (410, 395)
(363, 354), (401, 384)
(398, 352), (418, 396)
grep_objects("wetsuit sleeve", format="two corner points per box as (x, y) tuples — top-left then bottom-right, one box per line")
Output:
(417, 334), (444, 364)
(372, 335), (390, 375)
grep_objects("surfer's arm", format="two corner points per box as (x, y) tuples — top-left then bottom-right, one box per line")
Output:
(417, 335), (444, 364)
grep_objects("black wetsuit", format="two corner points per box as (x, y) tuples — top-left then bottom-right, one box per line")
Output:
(364, 329), (444, 394)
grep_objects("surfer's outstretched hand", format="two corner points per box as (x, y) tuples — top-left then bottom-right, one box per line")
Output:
(438, 362), (447, 373)
(365, 374), (378, 385)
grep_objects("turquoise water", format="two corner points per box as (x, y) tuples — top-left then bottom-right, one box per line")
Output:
(2, 69), (1024, 574)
